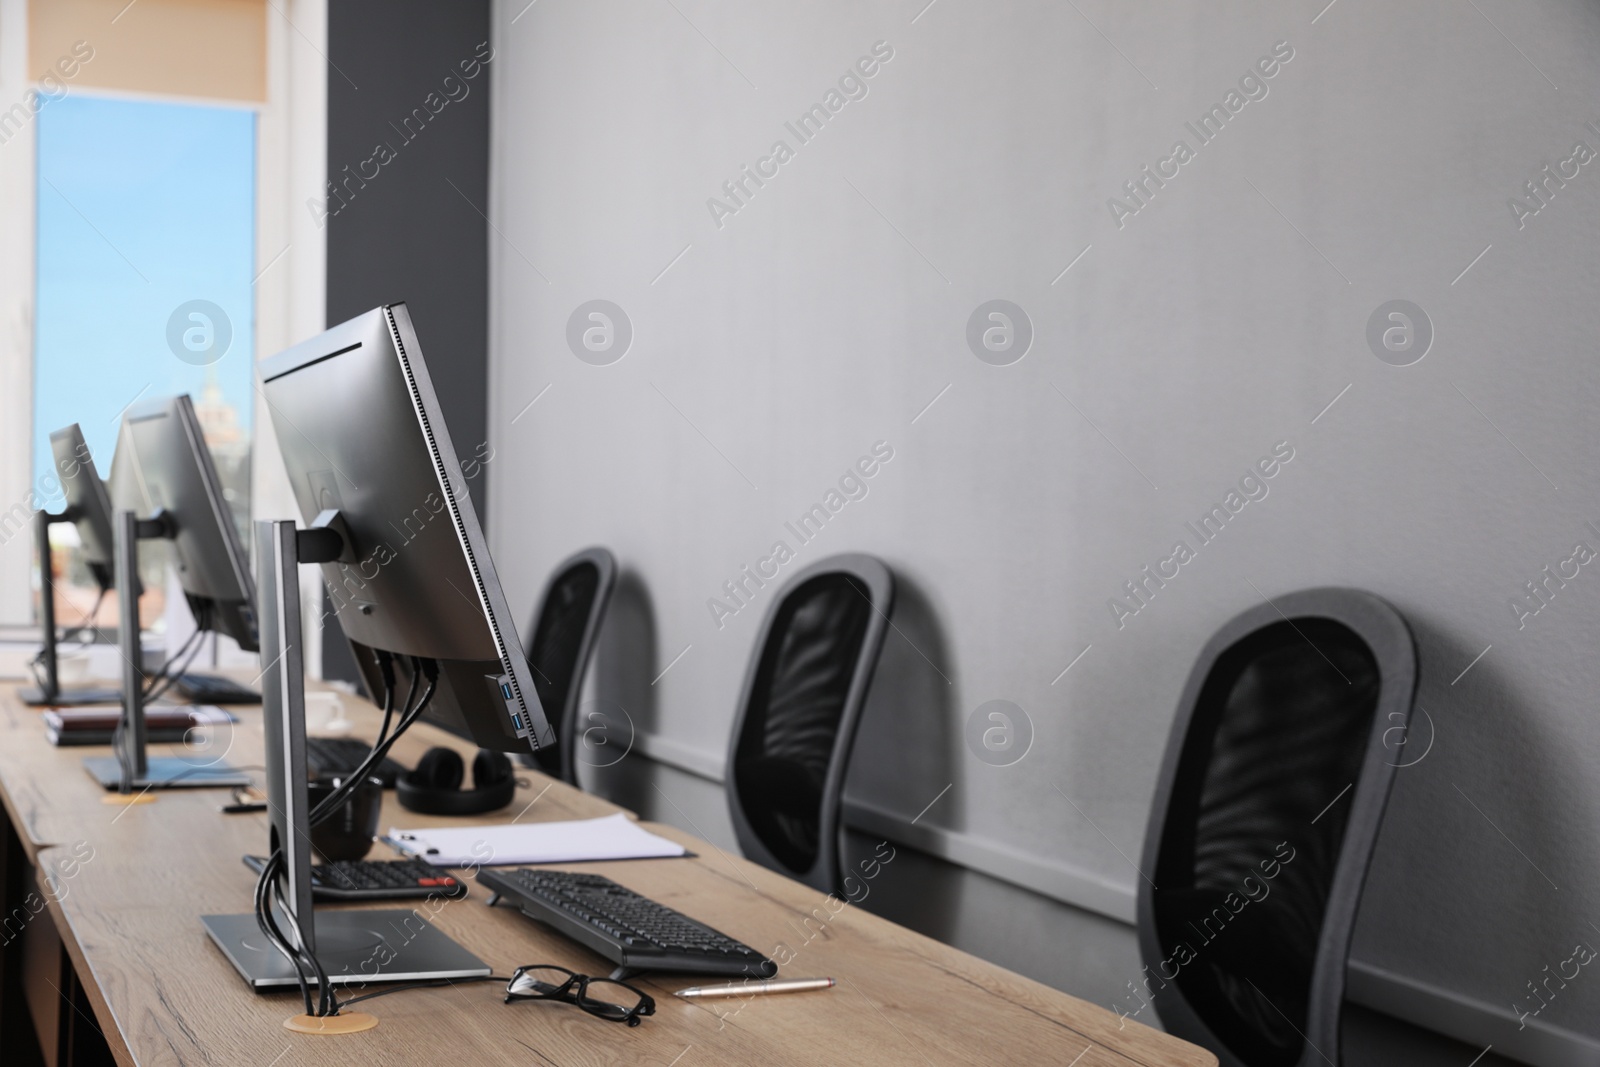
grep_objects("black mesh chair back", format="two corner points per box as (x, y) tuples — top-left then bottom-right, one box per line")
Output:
(726, 554), (894, 894)
(524, 547), (616, 784)
(1138, 588), (1416, 1067)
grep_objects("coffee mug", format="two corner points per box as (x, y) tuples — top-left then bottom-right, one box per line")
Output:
(308, 775), (383, 861)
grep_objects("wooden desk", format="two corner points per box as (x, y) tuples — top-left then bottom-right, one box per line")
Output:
(0, 681), (1215, 1067)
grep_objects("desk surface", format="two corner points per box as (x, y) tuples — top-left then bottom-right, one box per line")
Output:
(0, 681), (1215, 1067)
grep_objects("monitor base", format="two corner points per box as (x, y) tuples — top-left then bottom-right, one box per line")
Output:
(83, 755), (252, 790)
(201, 910), (492, 991)
(19, 685), (123, 707)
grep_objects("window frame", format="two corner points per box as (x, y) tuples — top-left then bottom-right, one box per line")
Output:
(0, 0), (329, 680)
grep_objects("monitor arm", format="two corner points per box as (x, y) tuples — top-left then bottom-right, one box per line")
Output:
(295, 509), (348, 565)
(31, 501), (129, 703)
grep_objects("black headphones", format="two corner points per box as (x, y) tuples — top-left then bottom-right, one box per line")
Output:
(396, 747), (516, 816)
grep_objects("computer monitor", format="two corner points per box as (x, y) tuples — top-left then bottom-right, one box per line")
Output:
(202, 519), (492, 998)
(82, 394), (256, 790)
(20, 424), (126, 705)
(52, 424), (117, 590)
(116, 394), (258, 652)
(254, 302), (552, 754)
(203, 303), (531, 1001)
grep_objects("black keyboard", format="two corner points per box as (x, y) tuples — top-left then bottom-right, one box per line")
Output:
(477, 868), (776, 978)
(244, 855), (468, 901)
(305, 736), (408, 788)
(171, 672), (261, 704)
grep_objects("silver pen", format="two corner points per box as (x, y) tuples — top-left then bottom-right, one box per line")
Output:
(674, 977), (835, 999)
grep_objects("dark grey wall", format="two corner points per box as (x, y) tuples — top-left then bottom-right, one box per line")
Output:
(323, 0), (492, 680)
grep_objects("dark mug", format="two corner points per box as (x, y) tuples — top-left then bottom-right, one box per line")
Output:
(308, 775), (383, 861)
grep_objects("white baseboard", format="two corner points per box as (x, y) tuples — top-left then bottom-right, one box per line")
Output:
(630, 730), (724, 782)
(1347, 961), (1600, 1067)
(628, 731), (1143, 924)
(841, 794), (1140, 924)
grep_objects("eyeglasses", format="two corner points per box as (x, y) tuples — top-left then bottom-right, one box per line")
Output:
(504, 965), (656, 1026)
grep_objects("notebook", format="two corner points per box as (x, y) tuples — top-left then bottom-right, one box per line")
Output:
(44, 705), (236, 747)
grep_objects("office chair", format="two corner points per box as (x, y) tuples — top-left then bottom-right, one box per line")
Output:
(1137, 588), (1417, 1067)
(523, 547), (617, 784)
(726, 554), (894, 895)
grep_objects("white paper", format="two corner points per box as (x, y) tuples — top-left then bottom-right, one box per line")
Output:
(384, 812), (687, 867)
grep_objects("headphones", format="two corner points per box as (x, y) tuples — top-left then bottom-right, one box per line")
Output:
(396, 747), (516, 816)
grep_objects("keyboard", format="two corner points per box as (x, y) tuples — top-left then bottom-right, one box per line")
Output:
(476, 868), (777, 978)
(244, 856), (468, 901)
(171, 672), (261, 704)
(305, 736), (408, 788)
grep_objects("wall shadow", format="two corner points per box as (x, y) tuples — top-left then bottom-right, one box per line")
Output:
(843, 568), (966, 940)
(583, 566), (657, 811)
(1354, 604), (1579, 1030)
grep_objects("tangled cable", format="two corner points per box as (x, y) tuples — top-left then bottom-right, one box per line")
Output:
(252, 652), (440, 1017)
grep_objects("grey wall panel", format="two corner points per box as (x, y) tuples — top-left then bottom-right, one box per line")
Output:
(323, 0), (493, 680)
(485, 1), (1600, 1061)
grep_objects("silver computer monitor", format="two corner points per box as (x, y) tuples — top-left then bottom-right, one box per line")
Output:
(79, 395), (258, 789)
(20, 425), (128, 706)
(257, 303), (552, 755)
(49, 424), (118, 593)
(118, 394), (258, 653)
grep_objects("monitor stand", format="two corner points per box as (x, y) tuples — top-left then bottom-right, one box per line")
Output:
(83, 509), (249, 792)
(20, 507), (122, 707)
(82, 755), (252, 790)
(201, 910), (490, 991)
(20, 684), (122, 708)
(203, 518), (489, 993)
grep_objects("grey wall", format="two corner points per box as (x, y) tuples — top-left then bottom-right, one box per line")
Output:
(323, 0), (492, 682)
(484, 2), (1600, 1063)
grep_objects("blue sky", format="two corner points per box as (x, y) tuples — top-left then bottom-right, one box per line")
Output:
(33, 95), (255, 499)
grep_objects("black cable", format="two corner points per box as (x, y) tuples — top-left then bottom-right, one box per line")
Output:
(260, 854), (314, 1016)
(309, 658), (437, 829)
(142, 603), (212, 701)
(254, 849), (315, 1017)
(308, 659), (422, 827)
(142, 634), (200, 699)
(131, 624), (200, 702)
(143, 627), (208, 703)
(111, 696), (134, 793)
(372, 651), (397, 748)
(56, 588), (107, 645)
(142, 616), (204, 689)
(306, 660), (405, 1016)
(265, 844), (337, 1023)
(251, 658), (414, 1018)
(28, 589), (109, 689)
(105, 622), (207, 793)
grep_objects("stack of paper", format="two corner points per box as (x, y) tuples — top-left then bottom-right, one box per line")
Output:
(384, 812), (688, 867)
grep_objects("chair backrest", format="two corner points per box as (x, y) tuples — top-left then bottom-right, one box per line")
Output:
(1137, 588), (1416, 1067)
(726, 554), (894, 895)
(524, 547), (616, 784)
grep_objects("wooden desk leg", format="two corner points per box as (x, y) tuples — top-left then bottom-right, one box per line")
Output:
(0, 816), (46, 1067)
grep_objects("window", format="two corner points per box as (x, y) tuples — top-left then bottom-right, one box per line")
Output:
(33, 95), (255, 633)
